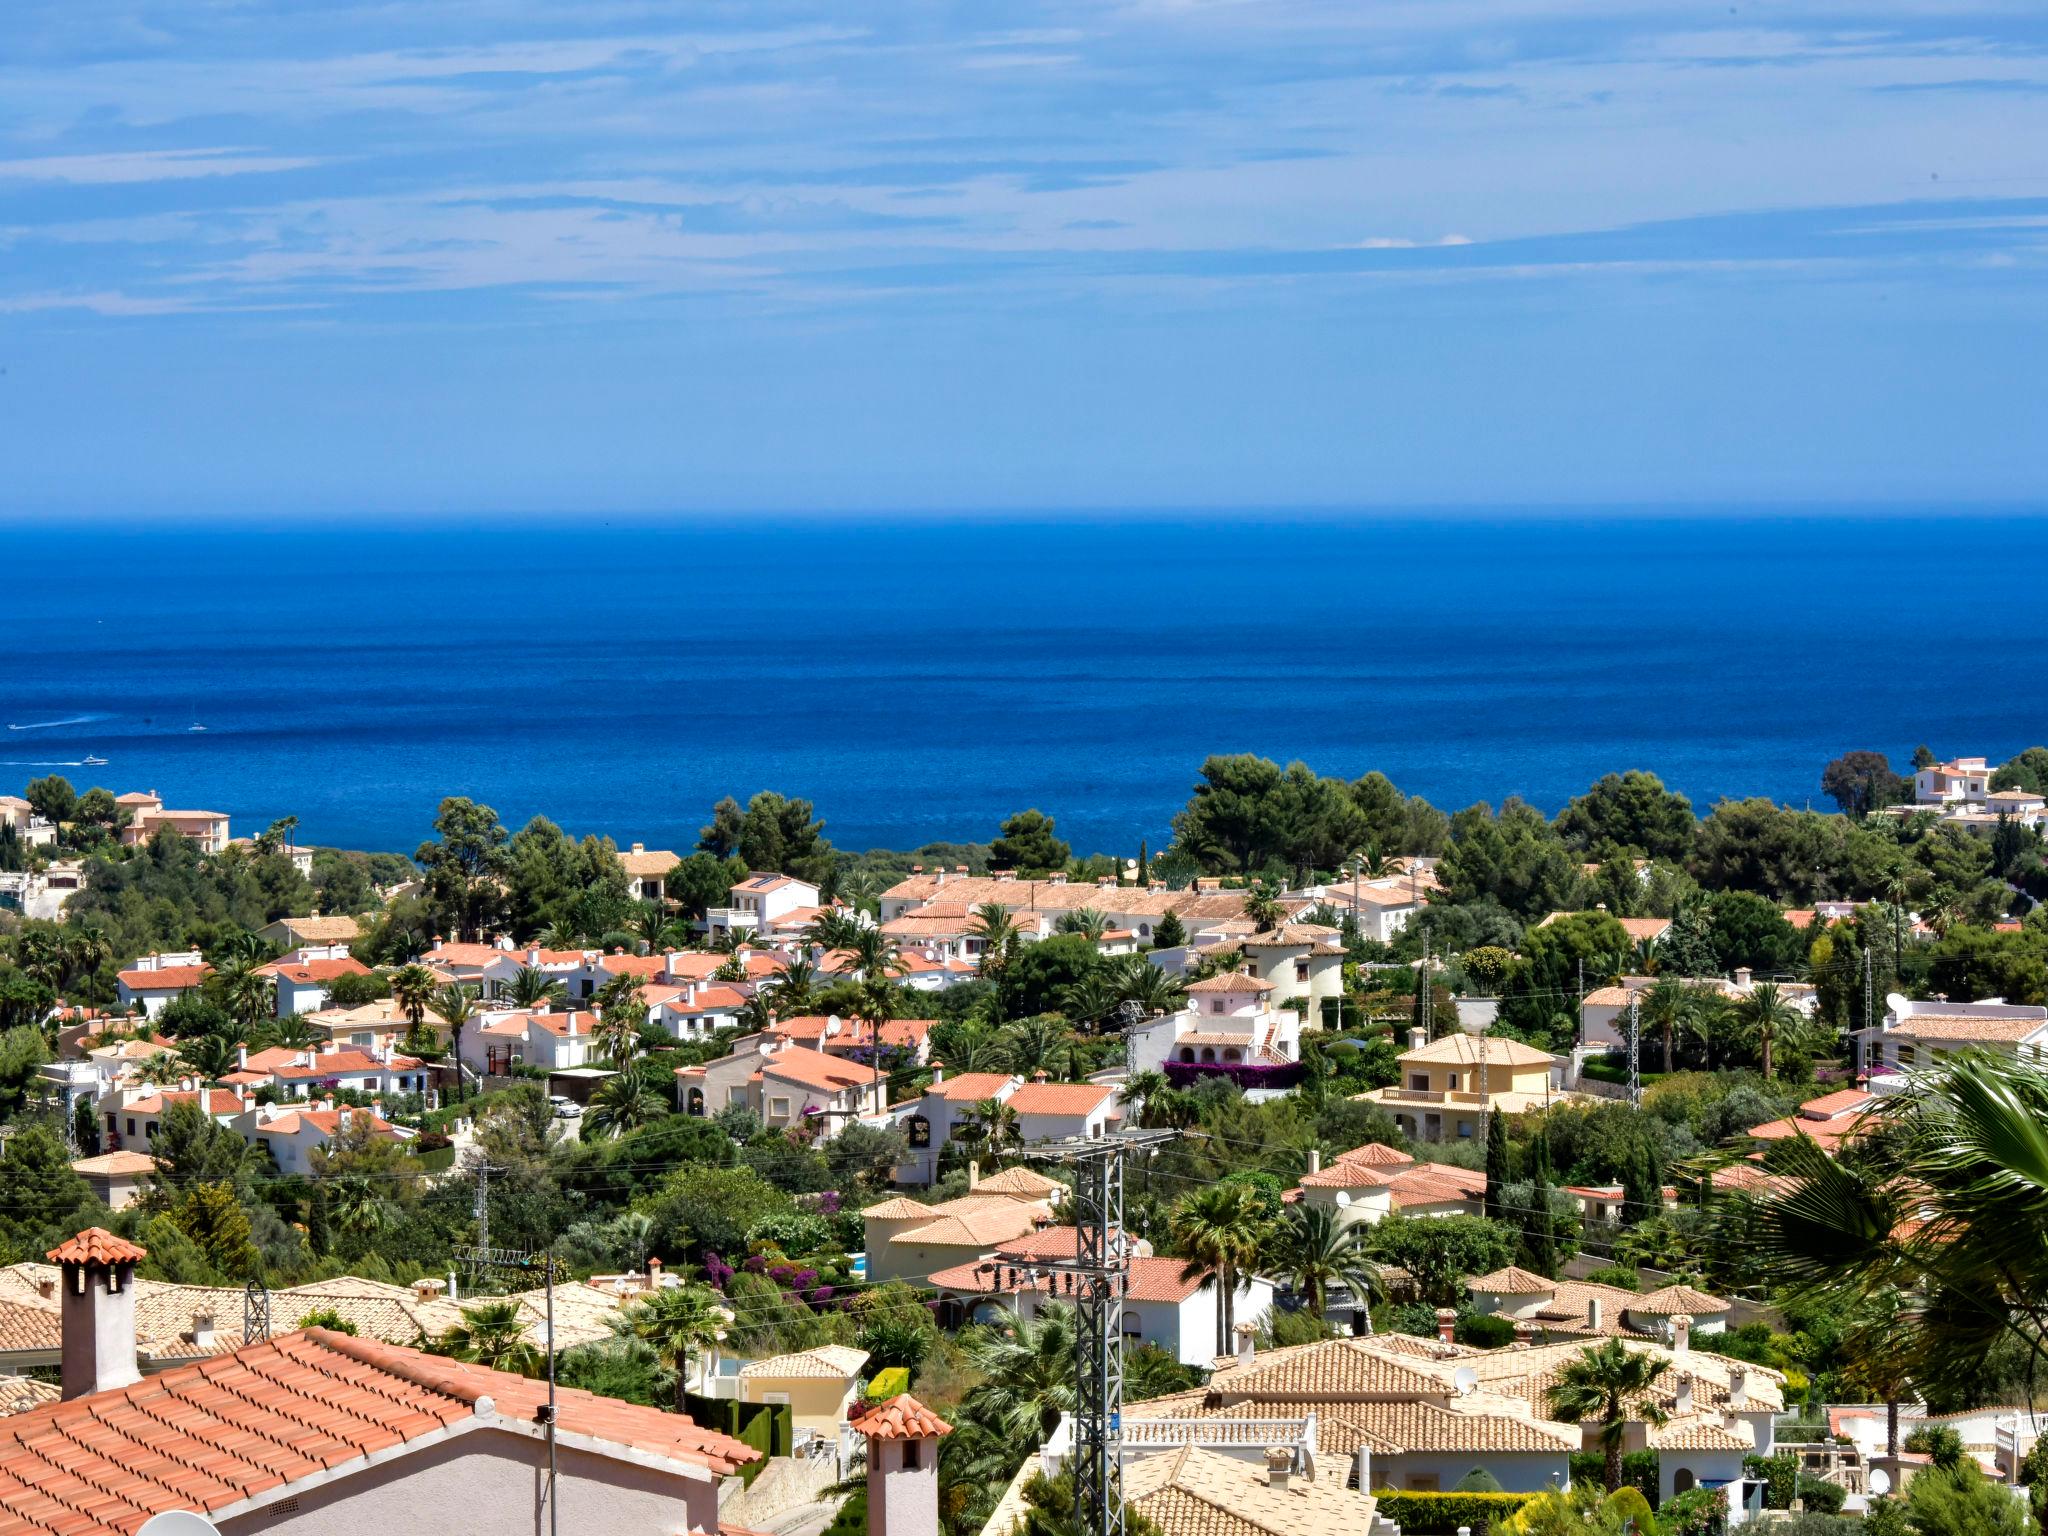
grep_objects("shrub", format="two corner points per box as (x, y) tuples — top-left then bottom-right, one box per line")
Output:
(1744, 1452), (1798, 1509)
(1659, 1485), (1726, 1536)
(866, 1367), (910, 1400)
(1456, 1312), (1516, 1348)
(1797, 1478), (1847, 1515)
(1368, 1490), (1536, 1533)
(1454, 1467), (1504, 1493)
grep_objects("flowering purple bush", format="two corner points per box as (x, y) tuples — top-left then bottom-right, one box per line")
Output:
(1164, 1061), (1305, 1089)
(703, 1252), (735, 1289)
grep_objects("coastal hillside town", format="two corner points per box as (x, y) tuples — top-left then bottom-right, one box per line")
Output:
(2, 745), (2048, 1534)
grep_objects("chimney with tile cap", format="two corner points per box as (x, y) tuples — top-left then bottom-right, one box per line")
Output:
(1436, 1307), (1457, 1344)
(49, 1228), (146, 1399)
(1234, 1320), (1258, 1366)
(1265, 1447), (1292, 1491)
(1673, 1311), (1691, 1359)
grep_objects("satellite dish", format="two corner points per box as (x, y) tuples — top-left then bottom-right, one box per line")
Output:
(1333, 1192), (1350, 1209)
(139, 1515), (222, 1536)
(1869, 1469), (1892, 1497)
(1453, 1366), (1478, 1396)
(1885, 993), (1910, 1018)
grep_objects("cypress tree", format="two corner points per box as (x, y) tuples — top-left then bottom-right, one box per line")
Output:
(1484, 1113), (1511, 1222)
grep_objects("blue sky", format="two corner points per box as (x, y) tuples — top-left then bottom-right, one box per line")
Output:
(3, 0), (2045, 514)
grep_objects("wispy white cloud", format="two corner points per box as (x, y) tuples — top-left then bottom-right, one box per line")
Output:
(0, 148), (323, 184)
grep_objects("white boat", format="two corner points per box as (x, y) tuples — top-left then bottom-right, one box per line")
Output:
(82, 754), (107, 767)
(188, 723), (207, 733)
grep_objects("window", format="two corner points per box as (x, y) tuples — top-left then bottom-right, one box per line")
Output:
(1406, 1475), (1439, 1492)
(1407, 1074), (1428, 1091)
(1178, 1047), (1195, 1063)
(351, 1032), (374, 1046)
(770, 1097), (791, 1117)
(1294, 961), (1309, 983)
(1457, 1120), (1474, 1138)
(1223, 1048), (1241, 1063)
(1447, 1073), (1461, 1090)
(1139, 924), (1151, 937)
(126, 1118), (136, 1135)
(902, 1441), (921, 1471)
(728, 1088), (748, 1106)
(1211, 1001), (1224, 1015)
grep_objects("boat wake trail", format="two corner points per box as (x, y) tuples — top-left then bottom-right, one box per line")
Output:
(7, 715), (102, 732)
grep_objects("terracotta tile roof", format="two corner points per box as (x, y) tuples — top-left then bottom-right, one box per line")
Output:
(896, 1205), (1043, 1249)
(971, 1166), (1064, 1197)
(854, 1393), (952, 1440)
(1627, 1283), (1730, 1316)
(1885, 1012), (2048, 1043)
(67, 1151), (158, 1178)
(119, 1089), (245, 1118)
(255, 957), (370, 984)
(266, 916), (361, 942)
(616, 848), (679, 877)
(1329, 1398), (1579, 1453)
(757, 1049), (879, 1093)
(421, 942), (505, 967)
(1003, 1081), (1118, 1117)
(1399, 1033), (1554, 1067)
(882, 875), (1254, 923)
(0, 1327), (758, 1533)
(1124, 1445), (1377, 1536)
(115, 964), (211, 991)
(929, 1071), (1017, 1103)
(0, 1301), (61, 1355)
(864, 1197), (942, 1221)
(1185, 971), (1275, 995)
(1335, 1142), (1413, 1168)
(1298, 1161), (1398, 1191)
(1210, 1338), (1446, 1399)
(1470, 1265), (1555, 1295)
(47, 1229), (147, 1266)
(738, 1345), (870, 1380)
(1387, 1164), (1488, 1209)
(0, 1379), (56, 1419)
(602, 952), (669, 978)
(1650, 1413), (1757, 1450)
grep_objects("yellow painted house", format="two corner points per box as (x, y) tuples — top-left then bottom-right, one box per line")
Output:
(1358, 1031), (1581, 1142)
(737, 1344), (871, 1444)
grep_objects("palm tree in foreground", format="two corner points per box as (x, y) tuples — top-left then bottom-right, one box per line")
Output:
(1273, 1203), (1382, 1323)
(958, 1301), (1078, 1443)
(1170, 1182), (1271, 1357)
(1544, 1338), (1669, 1491)
(613, 1282), (731, 1413)
(583, 1066), (665, 1140)
(1756, 1051), (2048, 1397)
(391, 963), (437, 1032)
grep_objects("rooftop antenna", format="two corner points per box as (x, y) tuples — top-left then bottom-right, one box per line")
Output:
(455, 1241), (562, 1536)
(1015, 1129), (1179, 1536)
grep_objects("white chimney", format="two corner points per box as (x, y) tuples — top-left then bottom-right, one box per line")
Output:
(1729, 1367), (1749, 1408)
(967, 1161), (981, 1190)
(930, 1061), (945, 1085)
(446, 1269), (459, 1303)
(52, 1229), (144, 1400)
(236, 1044), (248, 1068)
(1675, 1374), (1693, 1415)
(1407, 1027), (1427, 1050)
(1673, 1312), (1691, 1359)
(1307, 1149), (1322, 1176)
(1234, 1321), (1257, 1366)
(1587, 1297), (1603, 1332)
(1734, 967), (1753, 988)
(191, 1312), (216, 1351)
(413, 1277), (447, 1301)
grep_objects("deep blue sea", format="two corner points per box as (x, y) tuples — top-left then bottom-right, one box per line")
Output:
(1, 513), (2042, 857)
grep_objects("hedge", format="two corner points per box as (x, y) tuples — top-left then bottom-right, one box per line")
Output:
(1369, 1490), (1538, 1532)
(866, 1367), (910, 1401)
(821, 1487), (867, 1536)
(683, 1394), (793, 1484)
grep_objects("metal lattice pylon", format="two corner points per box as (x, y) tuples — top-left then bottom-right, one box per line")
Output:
(1017, 1128), (1176, 1536)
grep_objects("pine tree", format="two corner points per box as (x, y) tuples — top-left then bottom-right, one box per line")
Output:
(1484, 1113), (1511, 1222)
(1136, 840), (1149, 883)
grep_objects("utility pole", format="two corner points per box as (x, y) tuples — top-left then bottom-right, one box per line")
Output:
(456, 1242), (561, 1536)
(1861, 947), (1875, 1079)
(1577, 960), (1585, 1052)
(1420, 931), (1432, 1041)
(1015, 1130), (1177, 1536)
(1627, 995), (1641, 1108)
(468, 1159), (502, 1281)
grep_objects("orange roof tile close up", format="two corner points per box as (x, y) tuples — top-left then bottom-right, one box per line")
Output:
(46, 1228), (148, 1267)
(855, 1393), (952, 1441)
(0, 1328), (758, 1535)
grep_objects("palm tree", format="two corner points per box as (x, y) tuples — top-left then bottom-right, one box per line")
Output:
(1122, 1069), (1169, 1123)
(775, 955), (818, 1014)
(1170, 1182), (1271, 1356)
(508, 965), (568, 1010)
(957, 1301), (1078, 1443)
(1756, 1053), (2048, 1397)
(628, 901), (677, 952)
(15, 929), (65, 993)
(735, 992), (777, 1034)
(1055, 907), (1110, 942)
(1060, 975), (1121, 1033)
(66, 924), (112, 985)
(1273, 1203), (1382, 1320)
(217, 966), (274, 1036)
(971, 903), (1022, 977)
(806, 909), (866, 952)
(1004, 1016), (1070, 1080)
(1737, 980), (1802, 1080)
(391, 963), (437, 1032)
(1116, 962), (1186, 1019)
(1242, 883), (1284, 932)
(594, 976), (647, 1064)
(177, 1032), (239, 1081)
(583, 1066), (665, 1139)
(846, 927), (905, 986)
(440, 1302), (542, 1376)
(1638, 976), (1690, 1073)
(613, 1282), (731, 1413)
(271, 1013), (318, 1049)
(1630, 936), (1662, 976)
(969, 1097), (1021, 1162)
(1544, 1339), (1670, 1491)
(928, 1019), (1010, 1075)
(325, 1171), (393, 1241)
(430, 984), (478, 1099)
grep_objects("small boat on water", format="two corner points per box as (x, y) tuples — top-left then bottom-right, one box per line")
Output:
(188, 723), (207, 733)
(82, 754), (107, 767)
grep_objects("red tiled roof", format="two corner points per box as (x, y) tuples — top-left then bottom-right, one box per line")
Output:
(255, 957), (370, 984)
(1335, 1142), (1415, 1168)
(854, 1393), (952, 1441)
(0, 1328), (758, 1533)
(757, 1049), (878, 1093)
(115, 964), (211, 991)
(1004, 1081), (1117, 1117)
(929, 1072), (1017, 1103)
(119, 1089), (245, 1118)
(46, 1229), (147, 1266)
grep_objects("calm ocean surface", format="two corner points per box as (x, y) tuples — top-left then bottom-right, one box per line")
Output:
(1, 513), (2042, 857)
